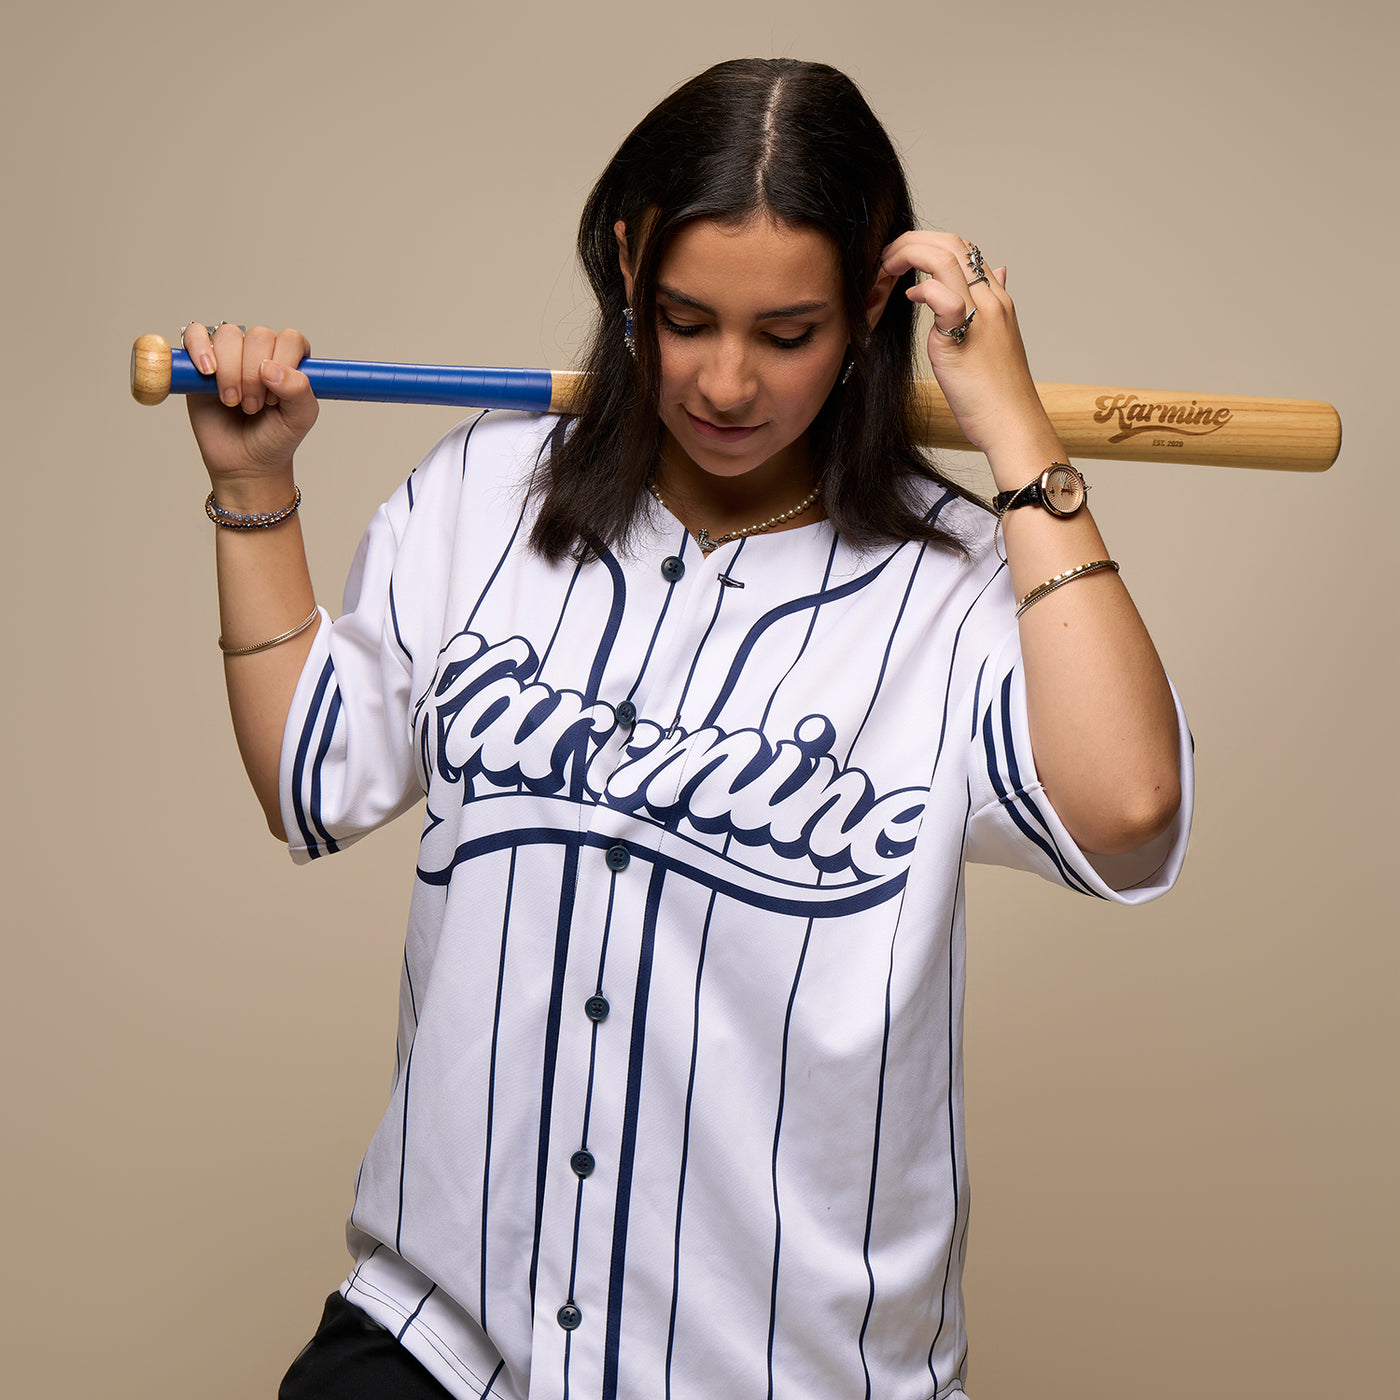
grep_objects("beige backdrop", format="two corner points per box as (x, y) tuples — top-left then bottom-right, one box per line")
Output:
(4, 1), (1394, 1396)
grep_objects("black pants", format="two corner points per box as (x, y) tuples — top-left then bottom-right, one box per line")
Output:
(279, 1292), (457, 1399)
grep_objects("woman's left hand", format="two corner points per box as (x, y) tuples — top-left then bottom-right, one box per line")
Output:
(880, 231), (1052, 456)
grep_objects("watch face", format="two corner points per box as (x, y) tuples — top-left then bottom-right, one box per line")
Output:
(1043, 466), (1085, 516)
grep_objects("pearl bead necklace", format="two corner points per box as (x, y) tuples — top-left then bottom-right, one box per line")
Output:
(646, 477), (822, 554)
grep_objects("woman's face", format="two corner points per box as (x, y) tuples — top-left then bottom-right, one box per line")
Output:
(621, 217), (852, 484)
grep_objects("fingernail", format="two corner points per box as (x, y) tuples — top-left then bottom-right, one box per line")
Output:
(242, 396), (260, 414)
(262, 360), (284, 385)
(198, 353), (216, 376)
(221, 386), (240, 407)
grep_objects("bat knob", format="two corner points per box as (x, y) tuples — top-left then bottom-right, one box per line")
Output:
(130, 333), (172, 405)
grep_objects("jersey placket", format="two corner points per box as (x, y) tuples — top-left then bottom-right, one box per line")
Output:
(527, 534), (733, 1397)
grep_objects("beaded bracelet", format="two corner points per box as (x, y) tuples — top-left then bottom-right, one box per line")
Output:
(205, 485), (302, 530)
(1015, 559), (1120, 618)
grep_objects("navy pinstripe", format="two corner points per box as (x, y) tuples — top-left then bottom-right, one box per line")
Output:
(601, 863), (668, 1400)
(479, 846), (518, 1332)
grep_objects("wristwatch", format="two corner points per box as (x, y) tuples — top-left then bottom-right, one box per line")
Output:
(992, 463), (1088, 517)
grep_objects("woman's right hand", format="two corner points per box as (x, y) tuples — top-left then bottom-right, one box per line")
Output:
(182, 323), (319, 492)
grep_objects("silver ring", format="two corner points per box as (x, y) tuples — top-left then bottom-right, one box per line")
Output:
(179, 322), (246, 341)
(934, 307), (976, 344)
(968, 272), (991, 288)
(965, 244), (985, 275)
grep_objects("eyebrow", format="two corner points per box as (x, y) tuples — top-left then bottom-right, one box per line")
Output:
(656, 284), (831, 320)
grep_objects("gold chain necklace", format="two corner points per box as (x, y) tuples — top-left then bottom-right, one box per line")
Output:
(646, 476), (822, 554)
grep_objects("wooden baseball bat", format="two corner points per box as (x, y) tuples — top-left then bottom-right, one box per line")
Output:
(131, 333), (1339, 472)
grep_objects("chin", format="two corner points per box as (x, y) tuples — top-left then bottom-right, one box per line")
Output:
(688, 446), (773, 478)
(666, 416), (800, 479)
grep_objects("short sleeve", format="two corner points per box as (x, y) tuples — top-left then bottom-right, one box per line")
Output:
(279, 487), (420, 864)
(964, 629), (1194, 902)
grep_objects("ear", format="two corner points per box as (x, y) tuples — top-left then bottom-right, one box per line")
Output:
(861, 262), (899, 335)
(614, 220), (635, 302)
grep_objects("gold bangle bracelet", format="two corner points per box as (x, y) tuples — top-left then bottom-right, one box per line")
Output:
(219, 605), (320, 656)
(1014, 560), (1119, 618)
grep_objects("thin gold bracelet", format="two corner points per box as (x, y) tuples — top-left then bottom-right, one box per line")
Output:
(1015, 560), (1119, 618)
(219, 605), (320, 656)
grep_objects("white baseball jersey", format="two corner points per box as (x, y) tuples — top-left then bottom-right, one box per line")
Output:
(280, 411), (1193, 1400)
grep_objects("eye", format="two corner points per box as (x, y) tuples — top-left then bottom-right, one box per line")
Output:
(767, 328), (816, 350)
(659, 310), (704, 338)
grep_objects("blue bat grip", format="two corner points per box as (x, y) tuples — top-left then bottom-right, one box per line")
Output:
(169, 349), (556, 412)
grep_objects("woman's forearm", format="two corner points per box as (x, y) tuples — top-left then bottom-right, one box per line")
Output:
(989, 430), (1181, 856)
(211, 468), (319, 840)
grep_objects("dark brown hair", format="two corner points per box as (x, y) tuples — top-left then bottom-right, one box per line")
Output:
(530, 58), (974, 562)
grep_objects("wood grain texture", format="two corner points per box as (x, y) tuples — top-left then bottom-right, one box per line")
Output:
(910, 380), (1340, 471)
(130, 334), (172, 406)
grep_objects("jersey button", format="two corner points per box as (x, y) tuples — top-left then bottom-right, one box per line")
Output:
(660, 555), (685, 582)
(557, 1303), (582, 1331)
(615, 700), (637, 726)
(605, 843), (630, 871)
(571, 1149), (596, 1178)
(585, 994), (610, 1022)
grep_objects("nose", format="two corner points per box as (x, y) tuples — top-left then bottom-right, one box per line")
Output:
(696, 336), (758, 417)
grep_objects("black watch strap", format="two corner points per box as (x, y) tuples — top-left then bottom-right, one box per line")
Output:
(993, 481), (1042, 512)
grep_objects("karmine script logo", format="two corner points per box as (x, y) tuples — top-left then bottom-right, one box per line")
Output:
(1094, 393), (1234, 443)
(413, 630), (928, 910)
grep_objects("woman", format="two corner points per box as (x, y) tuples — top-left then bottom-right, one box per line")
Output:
(186, 58), (1190, 1400)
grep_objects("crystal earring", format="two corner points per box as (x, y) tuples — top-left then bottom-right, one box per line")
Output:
(624, 307), (636, 359)
(841, 335), (870, 385)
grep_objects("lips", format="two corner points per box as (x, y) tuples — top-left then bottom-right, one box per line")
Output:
(685, 410), (762, 443)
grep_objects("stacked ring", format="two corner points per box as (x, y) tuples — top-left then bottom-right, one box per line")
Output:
(934, 308), (976, 344)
